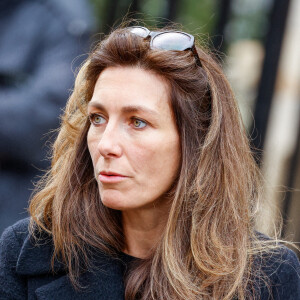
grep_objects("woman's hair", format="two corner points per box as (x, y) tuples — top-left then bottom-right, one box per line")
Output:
(29, 25), (275, 299)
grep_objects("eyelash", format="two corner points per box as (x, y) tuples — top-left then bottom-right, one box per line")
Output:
(88, 113), (148, 129)
(88, 113), (106, 126)
(131, 117), (147, 129)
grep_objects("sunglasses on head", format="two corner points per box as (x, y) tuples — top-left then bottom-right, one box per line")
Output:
(127, 26), (202, 67)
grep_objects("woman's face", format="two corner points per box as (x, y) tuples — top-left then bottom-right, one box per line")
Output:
(87, 66), (181, 211)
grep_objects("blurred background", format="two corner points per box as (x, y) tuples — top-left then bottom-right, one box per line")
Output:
(1, 0), (299, 250)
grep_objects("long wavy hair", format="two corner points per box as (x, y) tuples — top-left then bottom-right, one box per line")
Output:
(30, 25), (274, 299)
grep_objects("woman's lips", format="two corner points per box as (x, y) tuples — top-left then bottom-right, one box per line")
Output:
(98, 172), (127, 183)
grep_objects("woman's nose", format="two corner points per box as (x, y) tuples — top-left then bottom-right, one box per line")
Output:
(97, 123), (123, 158)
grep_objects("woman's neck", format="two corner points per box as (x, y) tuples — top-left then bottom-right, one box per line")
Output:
(122, 202), (170, 259)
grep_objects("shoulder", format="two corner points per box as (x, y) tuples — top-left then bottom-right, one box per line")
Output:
(0, 218), (30, 299)
(264, 246), (300, 281)
(0, 217), (30, 258)
(0, 219), (125, 299)
(255, 243), (300, 299)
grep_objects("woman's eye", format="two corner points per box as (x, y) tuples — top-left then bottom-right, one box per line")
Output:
(89, 114), (106, 125)
(132, 118), (147, 129)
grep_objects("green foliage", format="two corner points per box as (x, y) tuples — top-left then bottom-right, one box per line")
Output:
(176, 0), (216, 35)
(89, 0), (106, 30)
(89, 0), (271, 48)
(226, 0), (272, 43)
(89, 0), (217, 35)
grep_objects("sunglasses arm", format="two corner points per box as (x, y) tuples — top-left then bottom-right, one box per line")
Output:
(192, 46), (203, 68)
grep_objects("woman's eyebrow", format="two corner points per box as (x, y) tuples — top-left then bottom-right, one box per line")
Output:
(87, 102), (107, 112)
(88, 102), (160, 118)
(121, 105), (160, 118)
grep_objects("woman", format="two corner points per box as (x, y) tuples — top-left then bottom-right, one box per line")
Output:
(0, 25), (299, 300)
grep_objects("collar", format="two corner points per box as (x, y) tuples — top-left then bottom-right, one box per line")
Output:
(15, 224), (127, 299)
(16, 230), (65, 275)
(15, 225), (126, 276)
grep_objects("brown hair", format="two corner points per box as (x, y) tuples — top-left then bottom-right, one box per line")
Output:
(30, 26), (274, 299)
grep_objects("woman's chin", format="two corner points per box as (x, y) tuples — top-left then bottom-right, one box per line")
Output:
(100, 189), (129, 211)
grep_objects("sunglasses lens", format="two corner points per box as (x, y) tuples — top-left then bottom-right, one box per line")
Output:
(129, 27), (149, 38)
(152, 32), (193, 51)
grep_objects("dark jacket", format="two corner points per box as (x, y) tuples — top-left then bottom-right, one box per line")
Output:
(1, 218), (300, 299)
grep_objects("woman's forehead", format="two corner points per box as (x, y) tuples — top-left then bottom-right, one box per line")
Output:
(90, 66), (172, 114)
(95, 66), (169, 91)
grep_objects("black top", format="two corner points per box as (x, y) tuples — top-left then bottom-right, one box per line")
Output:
(0, 218), (300, 299)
